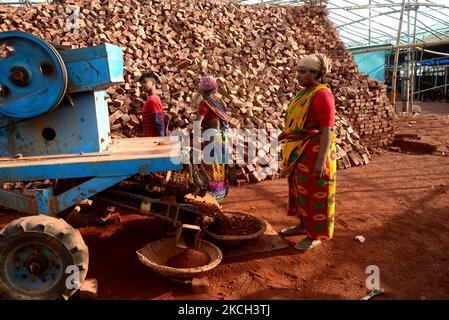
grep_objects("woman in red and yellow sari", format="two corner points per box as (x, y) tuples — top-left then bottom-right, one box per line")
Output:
(279, 54), (336, 251)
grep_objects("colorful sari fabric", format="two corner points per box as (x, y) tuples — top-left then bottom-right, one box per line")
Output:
(203, 95), (232, 130)
(287, 133), (337, 241)
(201, 96), (230, 201)
(281, 84), (329, 174)
(282, 84), (337, 241)
(203, 128), (229, 201)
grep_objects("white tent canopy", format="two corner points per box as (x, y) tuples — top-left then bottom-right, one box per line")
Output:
(235, 0), (449, 48)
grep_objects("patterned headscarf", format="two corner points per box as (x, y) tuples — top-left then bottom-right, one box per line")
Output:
(297, 53), (332, 79)
(199, 74), (218, 93)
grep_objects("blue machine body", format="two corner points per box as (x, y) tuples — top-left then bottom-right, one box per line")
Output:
(59, 44), (124, 93)
(0, 32), (125, 156)
(0, 31), (182, 216)
(0, 91), (111, 156)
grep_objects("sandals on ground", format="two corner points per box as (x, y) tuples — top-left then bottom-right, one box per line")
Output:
(294, 237), (322, 251)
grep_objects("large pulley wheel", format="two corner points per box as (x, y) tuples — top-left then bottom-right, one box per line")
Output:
(0, 215), (88, 300)
(0, 31), (68, 118)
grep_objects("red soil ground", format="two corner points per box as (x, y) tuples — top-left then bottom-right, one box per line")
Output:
(1, 112), (449, 300)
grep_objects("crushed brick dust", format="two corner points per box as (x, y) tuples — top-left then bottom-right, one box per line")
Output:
(185, 194), (263, 236)
(165, 249), (210, 268)
(207, 214), (262, 236)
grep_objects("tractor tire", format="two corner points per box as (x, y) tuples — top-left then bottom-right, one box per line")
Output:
(0, 215), (88, 300)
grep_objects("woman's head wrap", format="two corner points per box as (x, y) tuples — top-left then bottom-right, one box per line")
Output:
(199, 74), (218, 92)
(297, 53), (332, 79)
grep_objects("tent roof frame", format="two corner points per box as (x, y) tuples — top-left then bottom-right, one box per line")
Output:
(235, 0), (449, 48)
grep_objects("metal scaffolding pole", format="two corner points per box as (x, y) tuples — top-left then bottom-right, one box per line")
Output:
(409, 0), (418, 113)
(336, 9), (403, 28)
(386, 50), (391, 86)
(331, 9), (401, 40)
(403, 0), (412, 112)
(333, 0), (413, 42)
(392, 0), (407, 111)
(434, 66), (439, 92)
(414, 81), (449, 95)
(417, 48), (449, 58)
(350, 39), (449, 54)
(382, 0), (449, 39)
(371, 0), (449, 41)
(444, 68), (448, 102)
(328, 3), (449, 10)
(417, 48), (424, 100)
(369, 0), (372, 45)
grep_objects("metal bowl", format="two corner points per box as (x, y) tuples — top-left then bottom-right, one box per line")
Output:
(201, 210), (267, 246)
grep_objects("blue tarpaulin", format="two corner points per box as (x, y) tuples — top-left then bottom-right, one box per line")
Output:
(350, 45), (391, 81)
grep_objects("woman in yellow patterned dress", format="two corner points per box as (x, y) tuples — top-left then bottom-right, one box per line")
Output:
(279, 54), (337, 251)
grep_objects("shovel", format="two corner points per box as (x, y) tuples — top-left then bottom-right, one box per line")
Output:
(175, 223), (202, 250)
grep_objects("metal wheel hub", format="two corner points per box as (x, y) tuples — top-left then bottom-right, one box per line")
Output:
(5, 244), (64, 293)
(0, 31), (68, 118)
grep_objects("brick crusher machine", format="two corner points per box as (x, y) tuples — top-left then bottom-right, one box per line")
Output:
(0, 31), (209, 300)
